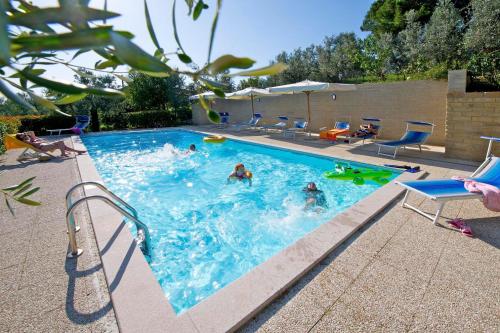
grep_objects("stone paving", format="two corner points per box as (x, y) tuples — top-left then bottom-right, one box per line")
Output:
(1, 130), (499, 333)
(0, 137), (118, 333)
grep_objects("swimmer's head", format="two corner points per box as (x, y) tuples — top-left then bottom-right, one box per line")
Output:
(306, 182), (318, 191)
(189, 144), (196, 151)
(235, 163), (245, 172)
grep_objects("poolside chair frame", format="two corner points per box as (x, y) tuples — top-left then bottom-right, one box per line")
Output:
(377, 121), (435, 159)
(397, 156), (493, 225)
(342, 117), (382, 144)
(263, 116), (289, 134)
(231, 113), (263, 132)
(283, 118), (308, 139)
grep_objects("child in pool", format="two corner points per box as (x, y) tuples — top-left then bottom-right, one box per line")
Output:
(303, 182), (327, 211)
(227, 163), (252, 186)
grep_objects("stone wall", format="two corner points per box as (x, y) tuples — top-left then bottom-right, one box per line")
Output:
(192, 80), (448, 145)
(445, 91), (500, 161)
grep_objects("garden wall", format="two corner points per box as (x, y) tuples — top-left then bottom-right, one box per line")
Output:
(192, 80), (448, 145)
(445, 91), (500, 161)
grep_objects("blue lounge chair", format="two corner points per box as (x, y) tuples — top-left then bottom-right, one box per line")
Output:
(231, 113), (262, 131)
(47, 115), (90, 135)
(345, 117), (382, 144)
(397, 156), (500, 225)
(283, 118), (308, 139)
(263, 116), (289, 133)
(377, 121), (435, 158)
(217, 112), (230, 129)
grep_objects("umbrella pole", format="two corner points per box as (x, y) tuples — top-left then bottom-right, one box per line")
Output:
(251, 94), (255, 117)
(306, 91), (311, 137)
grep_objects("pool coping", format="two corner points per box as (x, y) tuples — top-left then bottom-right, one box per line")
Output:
(71, 130), (424, 333)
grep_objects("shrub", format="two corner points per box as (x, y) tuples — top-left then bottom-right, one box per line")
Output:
(0, 116), (21, 154)
(126, 110), (177, 128)
(18, 115), (76, 135)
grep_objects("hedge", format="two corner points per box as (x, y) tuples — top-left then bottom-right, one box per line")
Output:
(0, 116), (22, 154)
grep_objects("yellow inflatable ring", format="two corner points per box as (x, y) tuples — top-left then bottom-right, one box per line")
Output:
(203, 135), (226, 143)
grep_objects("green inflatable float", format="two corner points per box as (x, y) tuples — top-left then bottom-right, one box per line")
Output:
(323, 162), (392, 185)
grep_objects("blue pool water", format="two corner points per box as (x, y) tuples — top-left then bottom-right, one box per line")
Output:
(82, 130), (398, 313)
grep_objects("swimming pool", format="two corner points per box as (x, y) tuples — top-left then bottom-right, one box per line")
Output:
(82, 130), (398, 313)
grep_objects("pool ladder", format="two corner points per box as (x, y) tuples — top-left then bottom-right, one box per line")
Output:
(65, 181), (151, 259)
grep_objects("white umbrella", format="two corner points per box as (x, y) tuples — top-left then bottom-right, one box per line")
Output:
(188, 91), (218, 101)
(226, 87), (270, 117)
(268, 80), (356, 136)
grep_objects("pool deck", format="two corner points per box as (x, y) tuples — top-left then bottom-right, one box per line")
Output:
(1, 127), (499, 332)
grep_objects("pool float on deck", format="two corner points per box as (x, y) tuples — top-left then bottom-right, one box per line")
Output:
(203, 135), (226, 143)
(323, 162), (392, 185)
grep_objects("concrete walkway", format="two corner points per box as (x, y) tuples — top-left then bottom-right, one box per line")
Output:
(0, 138), (118, 333)
(1, 131), (498, 332)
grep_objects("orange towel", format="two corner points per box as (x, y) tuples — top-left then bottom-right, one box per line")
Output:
(319, 129), (350, 141)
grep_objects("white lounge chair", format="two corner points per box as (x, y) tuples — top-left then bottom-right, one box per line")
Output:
(263, 116), (289, 133)
(397, 155), (500, 224)
(283, 119), (308, 139)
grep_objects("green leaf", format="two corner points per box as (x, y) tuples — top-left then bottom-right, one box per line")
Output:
(16, 52), (57, 60)
(144, 0), (161, 50)
(14, 177), (36, 189)
(71, 49), (91, 60)
(137, 70), (170, 78)
(11, 27), (114, 53)
(5, 197), (14, 216)
(0, 80), (36, 111)
(0, 0), (11, 65)
(177, 53), (192, 64)
(20, 187), (40, 198)
(2, 184), (21, 192)
(95, 59), (118, 69)
(15, 197), (41, 206)
(208, 55), (255, 74)
(185, 0), (194, 15)
(193, 0), (204, 20)
(199, 77), (226, 89)
(10, 68), (46, 78)
(13, 183), (32, 196)
(230, 63), (288, 77)
(172, 0), (187, 54)
(9, 7), (120, 30)
(110, 32), (171, 74)
(207, 109), (220, 123)
(20, 70), (125, 97)
(211, 88), (224, 98)
(54, 93), (88, 105)
(207, 0), (222, 64)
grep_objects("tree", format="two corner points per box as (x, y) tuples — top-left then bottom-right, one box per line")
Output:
(317, 33), (363, 82)
(70, 70), (123, 131)
(422, 0), (464, 66)
(127, 72), (189, 111)
(463, 0), (500, 85)
(397, 10), (426, 74)
(361, 0), (438, 35)
(360, 33), (398, 79)
(237, 77), (267, 90)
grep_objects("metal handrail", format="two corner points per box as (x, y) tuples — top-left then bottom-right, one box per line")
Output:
(66, 181), (138, 219)
(66, 195), (151, 259)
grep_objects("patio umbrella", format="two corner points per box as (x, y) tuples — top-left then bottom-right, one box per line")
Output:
(268, 80), (356, 136)
(225, 87), (270, 117)
(189, 91), (220, 109)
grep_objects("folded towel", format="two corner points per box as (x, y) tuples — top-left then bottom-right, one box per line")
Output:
(464, 180), (500, 212)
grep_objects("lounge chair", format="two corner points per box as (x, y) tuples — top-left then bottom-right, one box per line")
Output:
(283, 119), (308, 139)
(231, 113), (262, 132)
(216, 112), (230, 129)
(377, 121), (435, 158)
(47, 115), (90, 136)
(263, 116), (289, 133)
(319, 117), (351, 142)
(4, 134), (55, 161)
(397, 156), (500, 225)
(343, 117), (382, 144)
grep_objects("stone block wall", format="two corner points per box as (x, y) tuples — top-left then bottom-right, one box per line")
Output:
(192, 80), (448, 145)
(445, 92), (500, 161)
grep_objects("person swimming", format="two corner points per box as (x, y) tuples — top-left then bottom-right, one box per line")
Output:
(189, 144), (196, 152)
(303, 182), (327, 211)
(227, 163), (252, 186)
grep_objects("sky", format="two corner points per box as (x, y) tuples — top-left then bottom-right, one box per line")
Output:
(31, 0), (374, 82)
